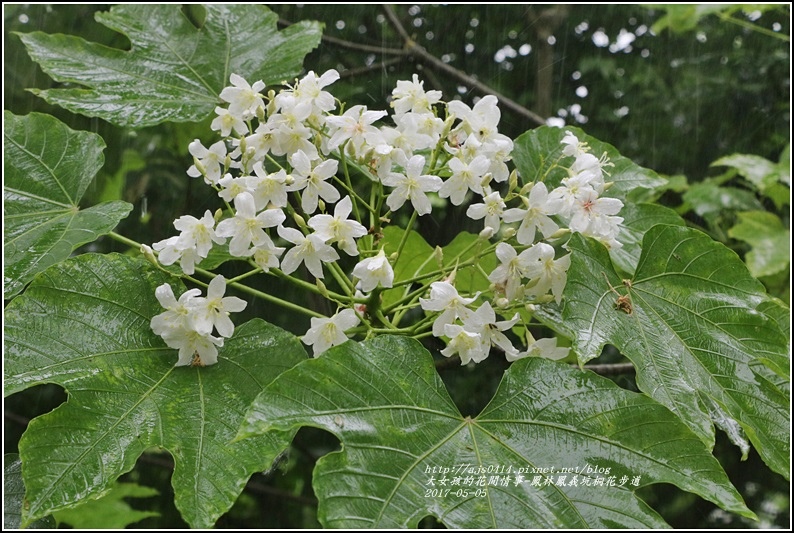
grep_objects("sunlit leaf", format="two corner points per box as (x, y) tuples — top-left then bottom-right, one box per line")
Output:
(53, 482), (159, 529)
(542, 225), (789, 478)
(728, 210), (790, 278)
(4, 253), (306, 528)
(238, 336), (754, 528)
(683, 182), (763, 217)
(17, 4), (322, 127)
(3, 111), (132, 299)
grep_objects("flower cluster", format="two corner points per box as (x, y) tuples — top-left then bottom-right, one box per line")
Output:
(150, 276), (246, 366)
(148, 70), (623, 366)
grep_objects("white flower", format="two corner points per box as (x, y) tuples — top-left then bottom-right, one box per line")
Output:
(150, 284), (201, 337)
(252, 240), (285, 272)
(438, 155), (489, 206)
(219, 73), (265, 118)
(352, 250), (394, 292)
(164, 328), (225, 367)
(391, 74), (442, 115)
(218, 174), (254, 204)
(248, 163), (290, 210)
(522, 243), (571, 304)
(211, 106), (248, 138)
(173, 210), (225, 258)
(325, 105), (387, 154)
(382, 155), (442, 215)
(302, 308), (360, 356)
(188, 275), (248, 338)
(467, 190), (506, 233)
(507, 337), (570, 363)
(488, 243), (536, 301)
(501, 182), (559, 245)
(187, 139), (227, 185)
(278, 226), (339, 278)
(568, 188), (623, 236)
(215, 192), (286, 257)
(441, 324), (489, 365)
(288, 150), (340, 214)
(560, 131), (588, 158)
(308, 196), (367, 256)
(419, 281), (479, 337)
(463, 301), (521, 360)
(294, 69), (340, 114)
(152, 235), (203, 275)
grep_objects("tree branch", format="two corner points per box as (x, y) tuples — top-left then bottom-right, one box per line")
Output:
(382, 5), (547, 127)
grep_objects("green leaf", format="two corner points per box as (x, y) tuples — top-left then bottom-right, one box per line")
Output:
(551, 226), (789, 478)
(683, 182), (763, 217)
(4, 454), (57, 530)
(3, 111), (133, 299)
(17, 4), (322, 127)
(728, 211), (790, 278)
(3, 253), (306, 528)
(513, 126), (667, 203)
(380, 227), (494, 309)
(238, 336), (754, 528)
(53, 482), (159, 529)
(711, 153), (786, 192)
(611, 202), (686, 275)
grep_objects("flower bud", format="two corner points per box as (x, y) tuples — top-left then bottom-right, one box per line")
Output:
(495, 297), (510, 308)
(292, 212), (307, 230)
(140, 244), (157, 265)
(549, 227), (571, 240)
(213, 208), (224, 224)
(316, 278), (329, 298)
(508, 169), (519, 192)
(503, 227), (517, 239)
(478, 226), (495, 240)
(318, 199), (326, 213)
(433, 246), (444, 267)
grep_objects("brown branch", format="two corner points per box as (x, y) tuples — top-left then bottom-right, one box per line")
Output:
(339, 57), (405, 79)
(382, 5), (547, 127)
(278, 17), (406, 56)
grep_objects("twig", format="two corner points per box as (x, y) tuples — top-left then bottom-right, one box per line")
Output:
(381, 5), (547, 126)
(339, 57), (405, 79)
(278, 17), (406, 55)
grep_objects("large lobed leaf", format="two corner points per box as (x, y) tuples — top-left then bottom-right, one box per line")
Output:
(547, 225), (789, 479)
(3, 111), (132, 299)
(17, 4), (322, 127)
(238, 335), (753, 528)
(3, 253), (307, 528)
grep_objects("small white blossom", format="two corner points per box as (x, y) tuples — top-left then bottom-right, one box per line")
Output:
(508, 337), (570, 363)
(278, 226), (340, 279)
(288, 150), (341, 214)
(153, 235), (202, 275)
(189, 275), (248, 338)
(302, 308), (360, 356)
(419, 281), (479, 337)
(501, 182), (559, 245)
(466, 191), (506, 233)
(522, 243), (571, 304)
(382, 155), (442, 215)
(173, 210), (224, 258)
(247, 163), (290, 210)
(215, 192), (286, 257)
(150, 284), (201, 337)
(352, 250), (394, 292)
(439, 155), (489, 206)
(441, 324), (489, 365)
(391, 74), (442, 115)
(187, 139), (227, 185)
(308, 196), (367, 256)
(219, 73), (266, 119)
(211, 106), (248, 138)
